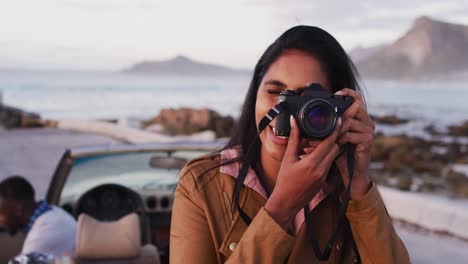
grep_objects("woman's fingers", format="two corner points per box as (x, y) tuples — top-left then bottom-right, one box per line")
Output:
(337, 132), (374, 150)
(301, 140), (320, 154)
(340, 118), (374, 135)
(341, 101), (374, 128)
(317, 143), (341, 173)
(335, 88), (375, 130)
(301, 118), (342, 164)
(308, 140), (320, 147)
(303, 118), (370, 158)
(284, 116), (301, 163)
(303, 146), (315, 154)
(335, 88), (363, 104)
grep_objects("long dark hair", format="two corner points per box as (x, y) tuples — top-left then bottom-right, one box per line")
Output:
(181, 25), (364, 262)
(223, 25), (365, 262)
(224, 25), (365, 168)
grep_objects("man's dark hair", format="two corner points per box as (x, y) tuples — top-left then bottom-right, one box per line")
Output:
(0, 176), (35, 203)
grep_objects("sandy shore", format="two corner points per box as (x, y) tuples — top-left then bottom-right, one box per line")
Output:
(1, 127), (468, 263)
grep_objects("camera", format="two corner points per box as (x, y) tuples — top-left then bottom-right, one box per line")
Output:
(275, 83), (354, 139)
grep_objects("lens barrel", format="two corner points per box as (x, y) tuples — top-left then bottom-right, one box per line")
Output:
(298, 99), (337, 139)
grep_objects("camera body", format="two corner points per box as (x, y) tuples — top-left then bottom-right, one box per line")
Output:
(275, 83), (354, 139)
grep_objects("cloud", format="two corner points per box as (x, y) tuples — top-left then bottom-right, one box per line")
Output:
(58, 0), (162, 10)
(1, 0), (468, 70)
(250, 0), (468, 48)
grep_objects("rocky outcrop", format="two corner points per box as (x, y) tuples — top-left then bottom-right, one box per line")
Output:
(356, 16), (468, 80)
(0, 104), (55, 129)
(144, 108), (235, 138)
(371, 114), (409, 125)
(448, 121), (468, 137)
(371, 133), (468, 198)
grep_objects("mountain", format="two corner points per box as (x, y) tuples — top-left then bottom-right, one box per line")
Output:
(355, 16), (468, 80)
(349, 44), (387, 63)
(124, 55), (251, 75)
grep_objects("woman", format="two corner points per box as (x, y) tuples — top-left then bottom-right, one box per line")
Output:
(170, 25), (410, 263)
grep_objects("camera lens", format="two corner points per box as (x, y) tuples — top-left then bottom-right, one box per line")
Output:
(307, 106), (330, 131)
(299, 100), (336, 138)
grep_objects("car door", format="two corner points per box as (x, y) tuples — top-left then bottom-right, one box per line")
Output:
(46, 150), (74, 205)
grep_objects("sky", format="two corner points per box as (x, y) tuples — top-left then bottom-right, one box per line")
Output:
(1, 0), (468, 71)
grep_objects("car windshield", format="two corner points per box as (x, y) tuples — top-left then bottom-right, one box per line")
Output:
(60, 150), (208, 204)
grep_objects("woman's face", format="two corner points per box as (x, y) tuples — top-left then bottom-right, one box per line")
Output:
(255, 49), (332, 162)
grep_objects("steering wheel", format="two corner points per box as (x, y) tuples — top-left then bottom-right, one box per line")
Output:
(76, 184), (151, 244)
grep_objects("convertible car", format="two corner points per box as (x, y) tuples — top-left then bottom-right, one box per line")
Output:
(0, 140), (225, 264)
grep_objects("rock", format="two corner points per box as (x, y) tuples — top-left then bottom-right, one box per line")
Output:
(371, 114), (409, 125)
(446, 169), (468, 198)
(145, 107), (235, 138)
(417, 181), (445, 193)
(453, 185), (468, 198)
(0, 104), (51, 129)
(396, 174), (413, 191)
(408, 159), (443, 176)
(144, 124), (165, 134)
(377, 134), (407, 147)
(385, 145), (410, 173)
(446, 142), (463, 162)
(373, 134), (445, 176)
(372, 134), (409, 161)
(448, 121), (468, 137)
(371, 132), (468, 198)
(446, 169), (467, 185)
(457, 155), (468, 164)
(424, 124), (444, 136)
(97, 118), (119, 124)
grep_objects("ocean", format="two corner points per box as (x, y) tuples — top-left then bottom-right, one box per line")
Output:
(1, 71), (467, 135)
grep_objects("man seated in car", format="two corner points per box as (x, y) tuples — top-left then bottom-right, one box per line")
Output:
(0, 176), (76, 256)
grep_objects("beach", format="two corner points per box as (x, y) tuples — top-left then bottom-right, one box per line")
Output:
(1, 127), (467, 263)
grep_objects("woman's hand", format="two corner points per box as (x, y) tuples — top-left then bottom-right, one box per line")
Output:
(301, 89), (375, 200)
(334, 88), (375, 200)
(264, 116), (342, 230)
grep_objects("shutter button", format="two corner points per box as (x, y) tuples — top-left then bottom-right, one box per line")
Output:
(229, 242), (237, 251)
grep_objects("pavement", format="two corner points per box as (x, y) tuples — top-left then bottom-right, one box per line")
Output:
(395, 223), (468, 263)
(0, 128), (118, 198)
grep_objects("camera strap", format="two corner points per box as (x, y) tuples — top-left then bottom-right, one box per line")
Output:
(304, 144), (356, 261)
(232, 103), (286, 225)
(232, 103), (358, 262)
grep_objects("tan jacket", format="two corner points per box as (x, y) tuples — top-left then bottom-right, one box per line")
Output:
(170, 153), (410, 263)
